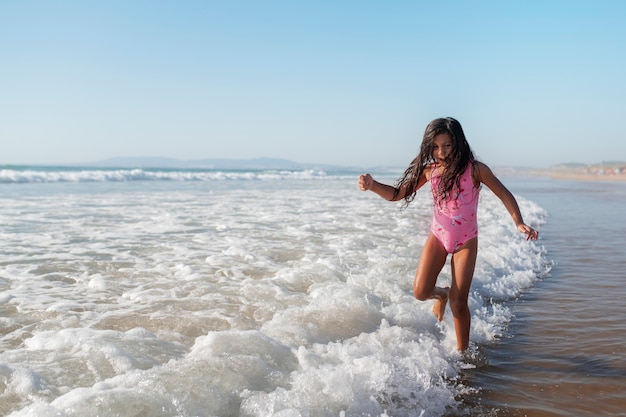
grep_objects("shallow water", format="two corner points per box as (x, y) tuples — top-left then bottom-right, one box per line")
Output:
(468, 177), (626, 417)
(0, 168), (549, 416)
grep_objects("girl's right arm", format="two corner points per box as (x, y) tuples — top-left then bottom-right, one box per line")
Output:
(358, 174), (400, 200)
(359, 171), (428, 201)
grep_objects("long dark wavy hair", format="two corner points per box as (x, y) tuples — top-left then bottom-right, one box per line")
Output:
(395, 117), (476, 207)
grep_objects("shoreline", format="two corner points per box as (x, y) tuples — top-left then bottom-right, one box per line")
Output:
(548, 172), (626, 182)
(496, 169), (626, 183)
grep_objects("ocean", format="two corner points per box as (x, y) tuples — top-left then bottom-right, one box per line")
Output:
(467, 177), (626, 417)
(0, 166), (623, 417)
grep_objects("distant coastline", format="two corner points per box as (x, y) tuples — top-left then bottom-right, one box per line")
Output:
(495, 162), (626, 182)
(82, 156), (358, 171)
(547, 171), (626, 181)
(548, 162), (626, 181)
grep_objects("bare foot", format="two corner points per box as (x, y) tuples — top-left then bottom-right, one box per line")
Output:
(432, 287), (449, 322)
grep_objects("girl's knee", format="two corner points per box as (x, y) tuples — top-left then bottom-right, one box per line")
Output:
(413, 286), (430, 301)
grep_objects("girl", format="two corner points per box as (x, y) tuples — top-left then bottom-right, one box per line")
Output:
(359, 117), (538, 351)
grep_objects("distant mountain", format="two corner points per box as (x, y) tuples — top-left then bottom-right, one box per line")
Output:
(87, 157), (363, 172)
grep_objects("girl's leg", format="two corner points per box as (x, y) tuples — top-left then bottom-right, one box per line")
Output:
(413, 233), (449, 320)
(449, 237), (478, 351)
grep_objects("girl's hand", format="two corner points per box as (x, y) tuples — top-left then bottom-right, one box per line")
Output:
(359, 174), (374, 191)
(518, 224), (539, 241)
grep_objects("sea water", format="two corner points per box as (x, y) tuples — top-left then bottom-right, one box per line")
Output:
(0, 167), (549, 417)
(468, 177), (626, 417)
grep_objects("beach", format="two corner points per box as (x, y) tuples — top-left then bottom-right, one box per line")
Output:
(513, 165), (626, 183)
(0, 167), (624, 416)
(548, 172), (626, 182)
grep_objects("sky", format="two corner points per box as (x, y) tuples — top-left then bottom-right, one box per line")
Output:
(1, 0), (625, 168)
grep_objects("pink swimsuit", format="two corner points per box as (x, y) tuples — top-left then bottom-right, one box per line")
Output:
(430, 163), (480, 253)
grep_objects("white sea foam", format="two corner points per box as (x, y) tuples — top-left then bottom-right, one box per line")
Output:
(0, 173), (549, 416)
(0, 167), (331, 183)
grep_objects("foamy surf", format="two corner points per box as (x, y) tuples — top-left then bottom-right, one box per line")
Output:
(0, 167), (330, 183)
(0, 170), (549, 416)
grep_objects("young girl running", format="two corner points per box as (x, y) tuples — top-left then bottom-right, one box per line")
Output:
(359, 117), (538, 351)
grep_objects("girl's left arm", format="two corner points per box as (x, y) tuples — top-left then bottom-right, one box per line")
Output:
(476, 162), (539, 241)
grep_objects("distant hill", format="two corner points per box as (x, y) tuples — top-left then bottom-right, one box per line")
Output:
(87, 157), (364, 172)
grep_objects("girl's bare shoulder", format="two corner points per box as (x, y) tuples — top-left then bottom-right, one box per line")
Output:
(473, 160), (489, 170)
(471, 161), (494, 187)
(473, 161), (508, 190)
(473, 161), (493, 178)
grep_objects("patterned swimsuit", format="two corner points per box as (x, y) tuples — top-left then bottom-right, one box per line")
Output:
(429, 162), (480, 253)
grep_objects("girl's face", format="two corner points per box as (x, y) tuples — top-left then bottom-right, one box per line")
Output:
(432, 133), (454, 166)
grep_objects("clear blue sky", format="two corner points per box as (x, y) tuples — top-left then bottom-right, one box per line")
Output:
(2, 0), (625, 168)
